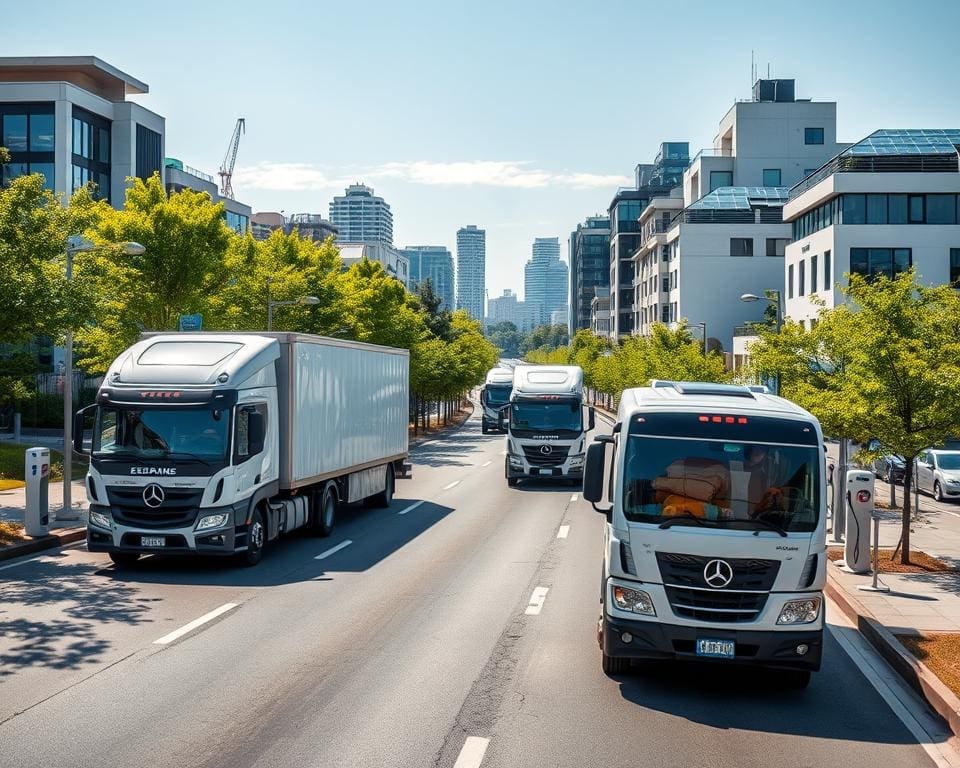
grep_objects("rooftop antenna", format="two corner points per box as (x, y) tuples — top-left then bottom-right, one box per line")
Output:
(767, 62), (771, 78)
(751, 50), (755, 86)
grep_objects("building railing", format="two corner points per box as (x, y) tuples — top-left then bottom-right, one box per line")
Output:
(673, 207), (785, 225)
(690, 147), (734, 164)
(167, 161), (216, 184)
(733, 323), (765, 337)
(790, 153), (960, 198)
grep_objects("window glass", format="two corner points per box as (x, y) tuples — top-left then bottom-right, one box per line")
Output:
(762, 168), (781, 187)
(72, 118), (82, 155)
(824, 250), (831, 289)
(870, 248), (892, 279)
(96, 172), (110, 202)
(766, 238), (788, 257)
(909, 195), (925, 224)
(850, 248), (869, 277)
(2, 161), (29, 185)
(811, 255), (818, 293)
(866, 194), (888, 224)
(842, 194), (866, 224)
(29, 163), (55, 190)
(709, 171), (732, 192)
(3, 114), (28, 151)
(730, 238), (753, 257)
(805, 127), (824, 145)
(927, 194), (956, 225)
(893, 248), (911, 275)
(951, 249), (960, 284)
(824, 199), (833, 227)
(888, 194), (907, 224)
(798, 261), (806, 295)
(98, 127), (110, 163)
(29, 113), (55, 151)
(788, 264), (794, 299)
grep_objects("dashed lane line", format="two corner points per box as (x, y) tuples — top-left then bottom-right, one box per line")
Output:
(570, 494), (579, 502)
(443, 480), (462, 491)
(524, 586), (550, 615)
(314, 540), (353, 560)
(398, 501), (425, 516)
(453, 736), (490, 768)
(557, 525), (570, 539)
(153, 603), (238, 645)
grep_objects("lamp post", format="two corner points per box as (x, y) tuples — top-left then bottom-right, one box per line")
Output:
(740, 290), (783, 395)
(60, 236), (145, 521)
(265, 277), (320, 331)
(694, 322), (707, 356)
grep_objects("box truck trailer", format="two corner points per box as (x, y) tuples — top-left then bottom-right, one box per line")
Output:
(74, 332), (409, 567)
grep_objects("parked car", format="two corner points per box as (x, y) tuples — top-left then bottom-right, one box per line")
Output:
(872, 454), (906, 484)
(914, 449), (960, 503)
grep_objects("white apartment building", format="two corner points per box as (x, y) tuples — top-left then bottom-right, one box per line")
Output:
(456, 225), (486, 321)
(784, 129), (960, 326)
(590, 287), (611, 336)
(329, 184), (394, 246)
(337, 241), (410, 287)
(0, 56), (165, 207)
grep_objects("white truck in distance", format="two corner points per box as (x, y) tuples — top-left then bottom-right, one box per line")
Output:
(74, 332), (410, 567)
(480, 367), (514, 434)
(583, 381), (826, 688)
(503, 365), (595, 486)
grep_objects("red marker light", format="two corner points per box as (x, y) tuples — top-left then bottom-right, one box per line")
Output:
(698, 416), (709, 422)
(738, 417), (748, 424)
(725, 416), (735, 424)
(712, 416), (722, 423)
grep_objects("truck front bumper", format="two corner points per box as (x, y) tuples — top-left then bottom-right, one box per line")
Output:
(506, 453), (584, 480)
(602, 613), (822, 672)
(86, 505), (245, 557)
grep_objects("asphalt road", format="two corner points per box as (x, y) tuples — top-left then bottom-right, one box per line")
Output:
(0, 413), (957, 767)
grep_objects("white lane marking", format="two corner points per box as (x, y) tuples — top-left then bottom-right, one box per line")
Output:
(0, 541), (86, 572)
(557, 525), (570, 539)
(481, 460), (492, 467)
(524, 586), (550, 615)
(443, 480), (461, 490)
(570, 494), (579, 502)
(398, 501), (425, 516)
(453, 736), (490, 768)
(828, 597), (959, 768)
(941, 509), (960, 519)
(153, 603), (238, 645)
(314, 540), (353, 560)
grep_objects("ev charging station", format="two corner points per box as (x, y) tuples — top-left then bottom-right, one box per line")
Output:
(840, 469), (874, 574)
(24, 447), (51, 537)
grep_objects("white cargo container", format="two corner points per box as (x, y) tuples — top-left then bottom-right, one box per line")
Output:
(75, 332), (410, 567)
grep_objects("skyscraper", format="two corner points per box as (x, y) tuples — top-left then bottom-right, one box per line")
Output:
(569, 216), (610, 334)
(524, 237), (568, 327)
(328, 183), (394, 245)
(456, 225), (486, 320)
(403, 245), (455, 311)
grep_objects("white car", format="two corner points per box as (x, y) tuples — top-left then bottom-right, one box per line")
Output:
(914, 449), (960, 502)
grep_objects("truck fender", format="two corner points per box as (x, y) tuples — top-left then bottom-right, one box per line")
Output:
(242, 480), (281, 525)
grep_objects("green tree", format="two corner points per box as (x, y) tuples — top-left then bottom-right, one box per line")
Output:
(486, 321), (523, 358)
(416, 279), (453, 341)
(341, 259), (428, 349)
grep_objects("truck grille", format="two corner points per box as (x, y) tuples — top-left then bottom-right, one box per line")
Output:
(657, 551), (780, 624)
(108, 486), (203, 529)
(522, 444), (570, 467)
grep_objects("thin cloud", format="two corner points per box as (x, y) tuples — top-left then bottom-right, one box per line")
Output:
(233, 162), (350, 191)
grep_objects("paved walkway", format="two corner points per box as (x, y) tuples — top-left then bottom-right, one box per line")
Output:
(0, 478), (89, 529)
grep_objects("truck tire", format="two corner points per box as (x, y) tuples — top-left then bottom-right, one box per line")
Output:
(237, 506), (265, 567)
(481, 423), (489, 435)
(373, 465), (395, 508)
(316, 484), (337, 537)
(109, 552), (140, 568)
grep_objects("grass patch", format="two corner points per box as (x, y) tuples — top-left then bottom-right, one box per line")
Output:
(0, 520), (26, 546)
(0, 479), (25, 490)
(897, 633), (960, 699)
(828, 546), (957, 574)
(0, 442), (88, 483)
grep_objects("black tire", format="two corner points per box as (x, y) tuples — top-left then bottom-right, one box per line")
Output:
(373, 464), (395, 508)
(109, 552), (140, 568)
(315, 485), (337, 537)
(481, 423), (489, 435)
(934, 481), (944, 503)
(785, 669), (812, 690)
(237, 506), (265, 567)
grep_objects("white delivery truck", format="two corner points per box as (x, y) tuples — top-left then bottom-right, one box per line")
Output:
(503, 365), (595, 486)
(74, 332), (409, 567)
(583, 381), (826, 688)
(479, 367), (514, 434)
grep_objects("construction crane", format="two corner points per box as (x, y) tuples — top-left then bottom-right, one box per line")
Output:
(218, 117), (245, 199)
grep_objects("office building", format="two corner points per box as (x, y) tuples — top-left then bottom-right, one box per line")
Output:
(329, 183), (394, 245)
(404, 245), (455, 311)
(456, 225), (486, 320)
(337, 241), (409, 287)
(590, 287), (611, 336)
(486, 289), (537, 333)
(165, 158), (251, 233)
(0, 56), (164, 207)
(250, 212), (338, 243)
(524, 236), (568, 327)
(569, 215), (610, 334)
(784, 129), (960, 327)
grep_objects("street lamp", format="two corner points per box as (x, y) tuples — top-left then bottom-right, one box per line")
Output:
(60, 236), (145, 521)
(265, 277), (320, 331)
(693, 322), (707, 356)
(740, 289), (783, 395)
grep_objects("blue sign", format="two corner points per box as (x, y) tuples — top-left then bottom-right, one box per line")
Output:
(178, 314), (203, 332)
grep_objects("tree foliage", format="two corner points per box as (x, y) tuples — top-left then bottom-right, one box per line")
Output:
(486, 321), (523, 358)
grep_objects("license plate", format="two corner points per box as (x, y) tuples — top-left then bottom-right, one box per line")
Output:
(696, 638), (735, 659)
(140, 536), (165, 548)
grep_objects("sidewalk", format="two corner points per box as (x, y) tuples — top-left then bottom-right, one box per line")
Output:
(0, 479), (89, 560)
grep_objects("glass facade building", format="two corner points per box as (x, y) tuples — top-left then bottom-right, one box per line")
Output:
(570, 216), (610, 332)
(524, 237), (568, 327)
(404, 245), (455, 311)
(456, 225), (486, 320)
(329, 184), (394, 246)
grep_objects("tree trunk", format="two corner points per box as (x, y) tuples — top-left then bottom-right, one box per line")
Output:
(900, 456), (913, 565)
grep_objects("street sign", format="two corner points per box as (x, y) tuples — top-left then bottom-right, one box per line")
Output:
(178, 314), (203, 332)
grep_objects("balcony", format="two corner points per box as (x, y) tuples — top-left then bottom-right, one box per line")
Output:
(790, 153), (959, 198)
(733, 323), (765, 337)
(690, 147), (735, 164)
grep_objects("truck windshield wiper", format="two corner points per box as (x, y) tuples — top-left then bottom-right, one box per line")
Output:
(659, 513), (719, 530)
(725, 517), (789, 537)
(165, 451), (214, 467)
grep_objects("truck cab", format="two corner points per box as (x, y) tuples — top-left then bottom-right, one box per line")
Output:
(503, 365), (594, 486)
(583, 381), (827, 688)
(480, 367), (514, 434)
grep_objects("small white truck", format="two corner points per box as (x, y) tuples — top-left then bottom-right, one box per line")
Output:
(479, 367), (514, 434)
(75, 332), (409, 566)
(583, 381), (826, 688)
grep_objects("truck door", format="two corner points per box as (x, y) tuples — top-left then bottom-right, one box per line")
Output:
(234, 403), (269, 498)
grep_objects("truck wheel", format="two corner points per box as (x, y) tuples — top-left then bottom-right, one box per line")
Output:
(785, 670), (811, 690)
(601, 650), (630, 676)
(237, 507), (265, 567)
(316, 485), (337, 537)
(373, 465), (394, 508)
(109, 552), (140, 568)
(481, 423), (489, 435)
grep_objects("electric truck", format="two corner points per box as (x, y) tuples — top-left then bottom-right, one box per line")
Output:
(75, 332), (410, 567)
(583, 380), (827, 688)
(480, 367), (514, 434)
(503, 365), (594, 486)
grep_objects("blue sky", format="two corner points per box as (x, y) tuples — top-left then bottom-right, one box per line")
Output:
(5, 0), (960, 302)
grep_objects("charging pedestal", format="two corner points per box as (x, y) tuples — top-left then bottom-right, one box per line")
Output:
(24, 447), (51, 537)
(839, 469), (874, 574)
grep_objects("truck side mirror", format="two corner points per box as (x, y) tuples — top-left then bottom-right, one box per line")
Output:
(583, 442), (607, 504)
(480, 389), (487, 406)
(73, 404), (96, 455)
(497, 405), (506, 430)
(248, 412), (266, 455)
(588, 406), (596, 432)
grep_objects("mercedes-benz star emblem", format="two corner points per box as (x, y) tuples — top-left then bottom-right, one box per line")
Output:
(142, 483), (165, 508)
(703, 559), (734, 589)
(539, 445), (553, 455)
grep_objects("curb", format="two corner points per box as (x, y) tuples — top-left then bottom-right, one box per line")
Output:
(409, 401), (475, 449)
(0, 527), (86, 563)
(825, 569), (960, 742)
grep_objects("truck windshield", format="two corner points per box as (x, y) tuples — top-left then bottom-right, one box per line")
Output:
(485, 385), (512, 407)
(622, 435), (820, 533)
(510, 401), (582, 433)
(94, 407), (230, 461)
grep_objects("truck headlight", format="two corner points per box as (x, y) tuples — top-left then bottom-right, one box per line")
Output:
(196, 513), (230, 531)
(89, 509), (112, 530)
(569, 453), (584, 467)
(612, 585), (656, 616)
(777, 597), (821, 625)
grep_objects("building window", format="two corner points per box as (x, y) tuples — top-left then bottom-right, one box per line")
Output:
(661, 305), (669, 323)
(951, 249), (960, 284)
(805, 127), (824, 145)
(766, 238), (789, 257)
(762, 168), (781, 187)
(670, 270), (677, 290)
(798, 260), (806, 296)
(888, 194), (908, 224)
(71, 107), (111, 202)
(908, 195), (925, 224)
(927, 194), (957, 225)
(730, 238), (753, 257)
(850, 248), (912, 281)
(1, 103), (56, 191)
(709, 171), (733, 192)
(842, 194), (866, 224)
(788, 264), (794, 299)
(824, 250), (831, 289)
(866, 194), (888, 224)
(136, 124), (162, 180)
(662, 276), (669, 293)
(811, 254), (819, 293)
(225, 210), (249, 233)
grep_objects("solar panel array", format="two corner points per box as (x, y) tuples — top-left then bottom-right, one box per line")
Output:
(847, 129), (960, 156)
(688, 186), (791, 211)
